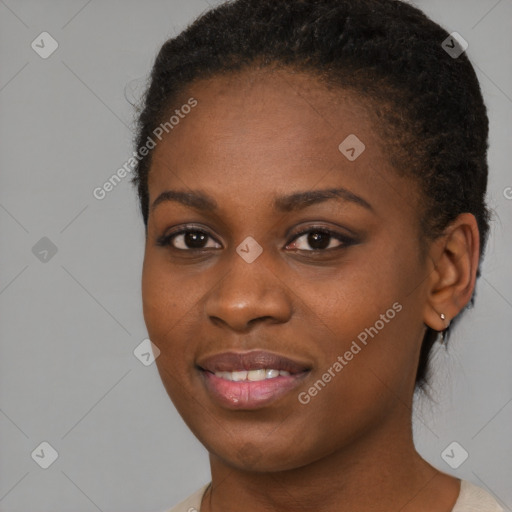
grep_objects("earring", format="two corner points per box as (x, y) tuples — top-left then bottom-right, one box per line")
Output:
(439, 313), (449, 345)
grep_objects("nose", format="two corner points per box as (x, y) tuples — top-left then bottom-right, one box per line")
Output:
(204, 250), (293, 333)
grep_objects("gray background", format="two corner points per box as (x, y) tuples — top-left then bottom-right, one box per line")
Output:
(0, 0), (510, 511)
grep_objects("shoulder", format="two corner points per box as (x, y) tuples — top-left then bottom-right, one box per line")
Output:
(452, 480), (504, 512)
(163, 480), (504, 512)
(165, 483), (210, 512)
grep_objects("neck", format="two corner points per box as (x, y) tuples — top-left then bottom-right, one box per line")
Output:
(201, 409), (460, 512)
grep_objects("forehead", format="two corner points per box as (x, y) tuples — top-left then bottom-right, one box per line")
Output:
(157, 68), (376, 152)
(147, 67), (417, 218)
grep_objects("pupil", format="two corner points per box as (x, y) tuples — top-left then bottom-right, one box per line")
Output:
(308, 231), (329, 250)
(185, 231), (207, 248)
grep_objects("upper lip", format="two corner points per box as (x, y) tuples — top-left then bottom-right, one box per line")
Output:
(197, 350), (311, 374)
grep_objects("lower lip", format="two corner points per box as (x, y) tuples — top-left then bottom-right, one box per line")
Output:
(200, 370), (309, 410)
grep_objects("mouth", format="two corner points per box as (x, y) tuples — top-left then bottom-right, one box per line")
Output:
(197, 350), (311, 410)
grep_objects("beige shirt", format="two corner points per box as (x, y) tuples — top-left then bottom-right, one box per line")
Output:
(167, 480), (504, 512)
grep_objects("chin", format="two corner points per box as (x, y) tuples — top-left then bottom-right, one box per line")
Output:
(203, 435), (320, 474)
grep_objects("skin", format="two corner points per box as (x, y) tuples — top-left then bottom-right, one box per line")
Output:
(141, 68), (480, 512)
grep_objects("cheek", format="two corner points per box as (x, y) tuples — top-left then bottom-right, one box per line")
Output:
(141, 255), (188, 367)
(141, 260), (199, 413)
(141, 265), (171, 338)
(300, 246), (424, 399)
(141, 248), (199, 334)
(286, 306), (420, 467)
(140, 251), (218, 379)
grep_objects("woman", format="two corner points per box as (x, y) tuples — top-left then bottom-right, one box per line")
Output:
(131, 0), (503, 510)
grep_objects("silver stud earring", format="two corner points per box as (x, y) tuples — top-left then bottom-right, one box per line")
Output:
(439, 313), (449, 345)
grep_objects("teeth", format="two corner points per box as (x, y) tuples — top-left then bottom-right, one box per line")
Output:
(231, 370), (247, 382)
(214, 369), (291, 381)
(247, 369), (266, 381)
(266, 369), (279, 379)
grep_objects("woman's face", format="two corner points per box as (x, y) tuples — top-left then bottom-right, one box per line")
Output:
(142, 68), (432, 471)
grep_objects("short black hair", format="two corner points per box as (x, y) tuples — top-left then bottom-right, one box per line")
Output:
(131, 0), (491, 391)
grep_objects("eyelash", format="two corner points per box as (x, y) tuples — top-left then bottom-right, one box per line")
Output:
(156, 224), (356, 254)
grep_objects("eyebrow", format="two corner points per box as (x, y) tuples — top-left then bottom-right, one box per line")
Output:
(273, 187), (373, 212)
(150, 187), (373, 213)
(151, 190), (217, 213)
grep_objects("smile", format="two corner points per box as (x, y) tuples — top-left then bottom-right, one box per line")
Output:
(197, 350), (311, 410)
(213, 369), (291, 381)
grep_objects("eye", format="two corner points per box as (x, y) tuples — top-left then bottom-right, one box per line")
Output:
(156, 227), (221, 251)
(286, 227), (354, 252)
(156, 225), (355, 253)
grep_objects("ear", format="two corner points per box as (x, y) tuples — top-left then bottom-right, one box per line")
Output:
(423, 213), (480, 332)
